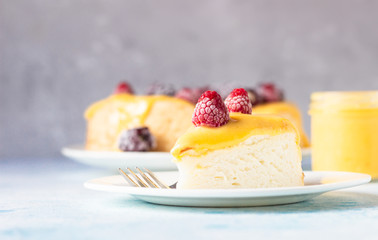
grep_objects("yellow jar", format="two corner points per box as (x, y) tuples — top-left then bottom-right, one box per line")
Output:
(309, 91), (378, 178)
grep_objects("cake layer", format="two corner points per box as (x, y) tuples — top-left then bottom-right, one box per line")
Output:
(175, 133), (303, 189)
(85, 94), (194, 151)
(171, 112), (299, 160)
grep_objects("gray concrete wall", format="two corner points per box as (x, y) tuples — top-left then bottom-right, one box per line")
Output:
(1, 0), (378, 158)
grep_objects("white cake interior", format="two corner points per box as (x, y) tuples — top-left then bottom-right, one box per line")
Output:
(175, 133), (303, 189)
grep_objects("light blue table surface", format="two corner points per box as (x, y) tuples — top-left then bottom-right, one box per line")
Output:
(1, 158), (378, 240)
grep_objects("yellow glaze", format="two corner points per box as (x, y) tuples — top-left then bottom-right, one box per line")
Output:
(85, 93), (192, 129)
(253, 102), (310, 148)
(309, 91), (378, 178)
(171, 112), (299, 160)
(86, 93), (191, 120)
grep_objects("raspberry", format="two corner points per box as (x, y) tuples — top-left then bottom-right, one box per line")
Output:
(114, 81), (133, 94)
(257, 83), (284, 103)
(245, 88), (261, 106)
(224, 88), (252, 114)
(118, 127), (156, 151)
(175, 86), (209, 104)
(192, 91), (229, 127)
(147, 82), (175, 96)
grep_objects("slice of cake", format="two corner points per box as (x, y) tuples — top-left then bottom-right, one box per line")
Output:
(171, 89), (303, 189)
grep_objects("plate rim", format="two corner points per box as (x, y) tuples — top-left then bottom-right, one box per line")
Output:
(84, 170), (371, 198)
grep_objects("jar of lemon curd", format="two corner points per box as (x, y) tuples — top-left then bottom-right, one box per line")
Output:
(309, 91), (378, 178)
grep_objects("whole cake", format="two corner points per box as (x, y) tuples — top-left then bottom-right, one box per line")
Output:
(85, 82), (195, 152)
(171, 89), (304, 189)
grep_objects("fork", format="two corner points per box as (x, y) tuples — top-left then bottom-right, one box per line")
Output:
(118, 167), (176, 189)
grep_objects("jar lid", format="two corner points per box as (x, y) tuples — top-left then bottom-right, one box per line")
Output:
(309, 91), (378, 114)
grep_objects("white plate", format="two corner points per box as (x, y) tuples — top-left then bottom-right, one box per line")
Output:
(62, 145), (311, 171)
(61, 145), (176, 171)
(84, 171), (371, 207)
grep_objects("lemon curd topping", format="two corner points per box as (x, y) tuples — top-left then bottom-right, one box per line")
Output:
(309, 91), (378, 178)
(171, 112), (299, 159)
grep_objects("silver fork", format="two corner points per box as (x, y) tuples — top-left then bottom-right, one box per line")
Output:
(118, 167), (176, 189)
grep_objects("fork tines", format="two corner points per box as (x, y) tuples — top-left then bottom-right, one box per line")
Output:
(118, 167), (171, 189)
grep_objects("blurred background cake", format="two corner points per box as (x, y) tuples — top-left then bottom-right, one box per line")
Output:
(85, 82), (195, 152)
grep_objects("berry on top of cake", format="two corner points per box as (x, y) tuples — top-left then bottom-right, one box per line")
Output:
(171, 88), (304, 189)
(118, 127), (156, 152)
(257, 82), (284, 103)
(114, 81), (134, 94)
(224, 88), (252, 114)
(192, 91), (229, 127)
